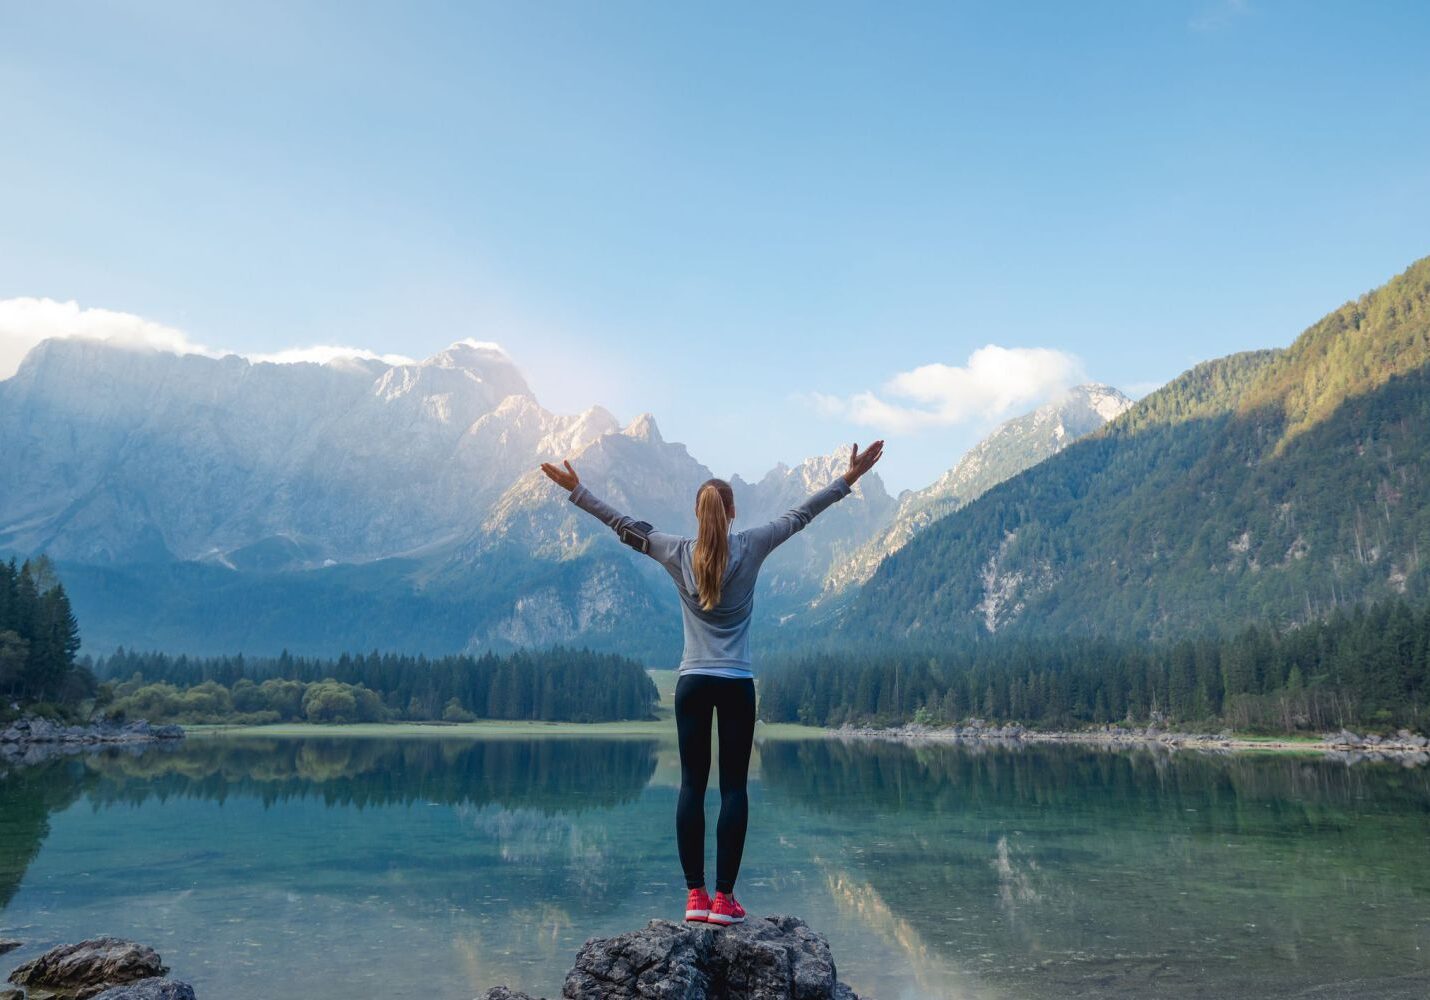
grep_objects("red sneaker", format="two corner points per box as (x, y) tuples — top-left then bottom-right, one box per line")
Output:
(708, 891), (745, 926)
(684, 887), (711, 922)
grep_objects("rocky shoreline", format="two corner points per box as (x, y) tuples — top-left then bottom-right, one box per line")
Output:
(4, 937), (194, 999)
(830, 719), (1430, 764)
(2, 917), (860, 1000)
(0, 718), (185, 767)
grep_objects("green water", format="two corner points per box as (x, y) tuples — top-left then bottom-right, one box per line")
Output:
(1, 735), (1427, 999)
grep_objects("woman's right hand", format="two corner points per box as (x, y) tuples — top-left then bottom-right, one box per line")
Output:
(841, 440), (884, 487)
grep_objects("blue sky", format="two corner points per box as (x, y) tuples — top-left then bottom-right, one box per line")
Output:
(2, 1), (1428, 493)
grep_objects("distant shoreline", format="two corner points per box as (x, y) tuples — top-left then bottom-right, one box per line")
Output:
(182, 719), (829, 740)
(830, 722), (1430, 758)
(114, 718), (1430, 760)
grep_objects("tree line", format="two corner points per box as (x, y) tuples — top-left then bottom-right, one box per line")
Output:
(760, 594), (1430, 733)
(94, 644), (659, 724)
(3, 556), (660, 724)
(0, 556), (92, 712)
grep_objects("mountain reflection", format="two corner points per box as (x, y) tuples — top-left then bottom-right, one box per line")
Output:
(759, 739), (1430, 997)
(83, 736), (659, 811)
(0, 737), (657, 911)
(4, 736), (1428, 999)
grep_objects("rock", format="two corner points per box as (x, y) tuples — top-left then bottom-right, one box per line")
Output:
(91, 978), (197, 1000)
(8, 937), (168, 999)
(0, 986), (24, 1000)
(482, 914), (865, 1000)
(0, 940), (19, 956)
(0, 719), (184, 763)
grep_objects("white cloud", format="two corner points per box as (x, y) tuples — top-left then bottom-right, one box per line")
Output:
(0, 296), (478, 379)
(248, 345), (417, 366)
(0, 297), (222, 378)
(450, 337), (507, 354)
(806, 345), (1085, 434)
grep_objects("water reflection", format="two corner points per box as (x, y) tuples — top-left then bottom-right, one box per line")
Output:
(0, 758), (94, 908)
(760, 739), (1430, 998)
(1, 736), (1428, 999)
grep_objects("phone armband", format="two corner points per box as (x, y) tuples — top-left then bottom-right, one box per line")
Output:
(618, 520), (654, 554)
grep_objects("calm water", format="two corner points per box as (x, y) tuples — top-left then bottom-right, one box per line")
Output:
(1, 734), (1428, 999)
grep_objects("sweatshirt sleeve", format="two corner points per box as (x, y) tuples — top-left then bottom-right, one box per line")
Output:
(567, 483), (682, 569)
(742, 476), (852, 562)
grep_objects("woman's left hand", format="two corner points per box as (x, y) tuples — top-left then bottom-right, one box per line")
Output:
(540, 459), (580, 492)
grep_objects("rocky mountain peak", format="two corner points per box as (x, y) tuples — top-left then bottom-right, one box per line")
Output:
(413, 339), (533, 400)
(623, 412), (663, 443)
(425, 338), (509, 368)
(1075, 382), (1135, 423)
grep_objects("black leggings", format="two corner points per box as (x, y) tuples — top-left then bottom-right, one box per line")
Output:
(674, 672), (756, 895)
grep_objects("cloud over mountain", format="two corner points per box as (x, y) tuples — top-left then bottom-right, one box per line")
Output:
(0, 297), (220, 379)
(804, 344), (1084, 433)
(0, 297), (462, 378)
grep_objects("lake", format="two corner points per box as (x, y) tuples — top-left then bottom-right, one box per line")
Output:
(1, 733), (1428, 999)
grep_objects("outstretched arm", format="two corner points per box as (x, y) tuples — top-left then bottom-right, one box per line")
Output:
(539, 460), (681, 567)
(743, 478), (850, 561)
(743, 440), (884, 561)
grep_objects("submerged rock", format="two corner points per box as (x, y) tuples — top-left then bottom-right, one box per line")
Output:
(7, 937), (168, 999)
(91, 979), (196, 1000)
(482, 914), (865, 1000)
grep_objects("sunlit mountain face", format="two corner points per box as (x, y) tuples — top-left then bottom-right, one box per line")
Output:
(4, 334), (1121, 660)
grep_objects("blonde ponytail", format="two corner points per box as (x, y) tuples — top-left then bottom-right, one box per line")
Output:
(693, 479), (733, 611)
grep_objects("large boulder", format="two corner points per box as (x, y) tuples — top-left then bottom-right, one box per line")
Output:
(482, 914), (864, 1000)
(7, 937), (167, 999)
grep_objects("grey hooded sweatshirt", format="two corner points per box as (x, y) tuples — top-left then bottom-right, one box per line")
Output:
(567, 475), (852, 678)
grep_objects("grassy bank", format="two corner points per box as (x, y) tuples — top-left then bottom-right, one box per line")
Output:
(184, 669), (827, 740)
(184, 718), (828, 740)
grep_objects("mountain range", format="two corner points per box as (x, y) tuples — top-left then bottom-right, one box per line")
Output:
(19, 254), (1420, 663)
(834, 255), (1430, 645)
(1, 334), (1122, 659)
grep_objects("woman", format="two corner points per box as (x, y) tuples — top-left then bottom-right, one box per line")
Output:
(539, 439), (884, 926)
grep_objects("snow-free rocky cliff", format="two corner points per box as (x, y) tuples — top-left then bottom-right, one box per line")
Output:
(1, 338), (1124, 659)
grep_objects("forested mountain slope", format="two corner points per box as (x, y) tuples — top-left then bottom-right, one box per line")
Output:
(821, 384), (1130, 597)
(840, 255), (1430, 643)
